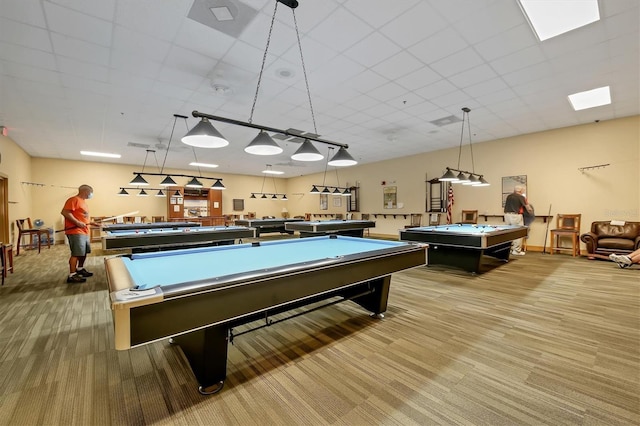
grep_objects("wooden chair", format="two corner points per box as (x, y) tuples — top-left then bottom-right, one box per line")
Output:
(16, 218), (51, 255)
(550, 214), (581, 256)
(361, 214), (371, 236)
(123, 216), (135, 224)
(247, 212), (256, 219)
(152, 216), (165, 223)
(461, 210), (478, 224)
(1, 243), (14, 285)
(405, 214), (422, 229)
(428, 213), (441, 226)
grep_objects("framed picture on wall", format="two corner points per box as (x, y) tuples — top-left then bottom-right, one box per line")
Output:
(333, 196), (342, 207)
(383, 186), (397, 209)
(502, 175), (527, 207)
(233, 199), (244, 211)
(320, 194), (328, 210)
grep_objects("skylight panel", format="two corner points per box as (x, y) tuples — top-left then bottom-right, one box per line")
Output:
(518, 0), (600, 41)
(568, 86), (611, 111)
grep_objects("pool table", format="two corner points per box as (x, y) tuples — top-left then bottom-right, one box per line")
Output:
(105, 235), (426, 394)
(102, 225), (255, 252)
(285, 219), (376, 238)
(102, 221), (201, 231)
(399, 224), (528, 273)
(233, 218), (304, 237)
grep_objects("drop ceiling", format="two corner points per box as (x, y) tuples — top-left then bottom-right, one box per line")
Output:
(0, 0), (638, 177)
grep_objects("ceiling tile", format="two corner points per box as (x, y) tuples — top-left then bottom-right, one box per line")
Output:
(49, 0), (115, 21)
(372, 51), (424, 80)
(306, 7), (373, 52)
(51, 33), (110, 66)
(43, 1), (112, 46)
(343, 31), (401, 68)
(379, 2), (447, 48)
(0, 18), (52, 51)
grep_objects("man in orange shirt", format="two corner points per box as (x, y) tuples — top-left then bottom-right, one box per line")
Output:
(61, 184), (99, 283)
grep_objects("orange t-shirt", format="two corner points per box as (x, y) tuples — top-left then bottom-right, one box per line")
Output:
(63, 196), (89, 235)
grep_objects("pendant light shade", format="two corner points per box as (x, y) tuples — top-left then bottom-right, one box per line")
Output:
(321, 187), (331, 193)
(281, 194), (288, 200)
(155, 189), (165, 197)
(291, 140), (324, 161)
(463, 174), (480, 185)
(159, 175), (177, 186)
(327, 147), (357, 166)
(244, 131), (283, 155)
(185, 177), (203, 188)
(250, 193), (256, 199)
(130, 173), (149, 186)
(211, 179), (226, 190)
(342, 187), (351, 196)
(439, 168), (458, 181)
(118, 188), (129, 196)
(454, 171), (470, 184)
(476, 176), (491, 186)
(261, 194), (267, 199)
(310, 185), (320, 194)
(173, 190), (182, 197)
(138, 189), (148, 196)
(182, 117), (229, 148)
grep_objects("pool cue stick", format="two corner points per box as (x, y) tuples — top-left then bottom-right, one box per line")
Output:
(56, 210), (140, 232)
(97, 210), (140, 223)
(542, 204), (552, 254)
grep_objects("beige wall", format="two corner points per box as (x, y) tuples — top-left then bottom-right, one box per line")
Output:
(28, 159), (290, 242)
(9, 115), (640, 249)
(0, 135), (33, 244)
(287, 115), (639, 249)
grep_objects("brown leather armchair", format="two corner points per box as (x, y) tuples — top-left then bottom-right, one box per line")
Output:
(580, 221), (640, 258)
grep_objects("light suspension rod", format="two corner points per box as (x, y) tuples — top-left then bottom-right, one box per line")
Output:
(131, 172), (223, 181)
(191, 110), (348, 150)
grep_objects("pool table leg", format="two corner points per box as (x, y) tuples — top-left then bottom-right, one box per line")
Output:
(171, 325), (228, 395)
(351, 276), (390, 317)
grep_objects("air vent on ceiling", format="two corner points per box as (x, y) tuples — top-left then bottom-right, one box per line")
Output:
(429, 115), (463, 127)
(127, 142), (150, 149)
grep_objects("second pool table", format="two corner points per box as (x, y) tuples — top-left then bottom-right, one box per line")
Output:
(399, 223), (528, 273)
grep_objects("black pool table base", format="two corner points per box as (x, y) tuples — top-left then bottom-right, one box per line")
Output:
(170, 276), (390, 395)
(428, 242), (512, 273)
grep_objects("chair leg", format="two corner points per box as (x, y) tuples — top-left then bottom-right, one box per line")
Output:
(16, 234), (21, 256)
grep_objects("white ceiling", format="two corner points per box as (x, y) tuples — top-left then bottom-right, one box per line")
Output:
(0, 0), (638, 178)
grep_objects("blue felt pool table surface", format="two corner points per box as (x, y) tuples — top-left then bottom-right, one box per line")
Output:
(123, 236), (411, 290)
(411, 224), (516, 234)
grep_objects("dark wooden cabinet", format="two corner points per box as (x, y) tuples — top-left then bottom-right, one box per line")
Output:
(167, 187), (222, 221)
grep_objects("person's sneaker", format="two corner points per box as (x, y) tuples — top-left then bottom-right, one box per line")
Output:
(511, 251), (525, 256)
(67, 274), (86, 283)
(76, 268), (93, 277)
(609, 254), (632, 268)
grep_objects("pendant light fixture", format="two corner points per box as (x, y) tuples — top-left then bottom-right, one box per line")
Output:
(439, 107), (489, 187)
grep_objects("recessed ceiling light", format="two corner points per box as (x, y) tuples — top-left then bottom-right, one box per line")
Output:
(190, 162), (219, 168)
(568, 86), (611, 111)
(210, 6), (234, 21)
(518, 0), (600, 41)
(80, 151), (121, 158)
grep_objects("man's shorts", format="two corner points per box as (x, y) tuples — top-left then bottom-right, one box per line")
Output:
(67, 234), (91, 257)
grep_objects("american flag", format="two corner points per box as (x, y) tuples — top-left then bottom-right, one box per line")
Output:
(446, 186), (454, 224)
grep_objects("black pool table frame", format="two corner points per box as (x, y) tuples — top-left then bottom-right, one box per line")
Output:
(284, 220), (376, 238)
(105, 239), (426, 394)
(233, 218), (304, 237)
(101, 226), (255, 252)
(102, 221), (201, 231)
(399, 225), (528, 273)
